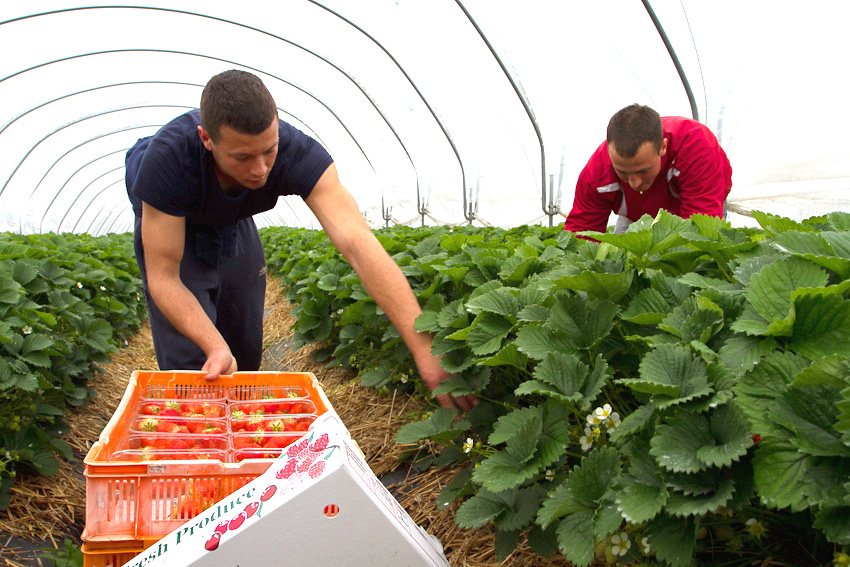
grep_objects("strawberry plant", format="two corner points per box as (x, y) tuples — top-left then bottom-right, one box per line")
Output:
(262, 211), (850, 566)
(0, 232), (146, 508)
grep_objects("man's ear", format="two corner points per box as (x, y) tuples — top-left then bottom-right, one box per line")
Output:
(659, 137), (668, 157)
(197, 125), (214, 151)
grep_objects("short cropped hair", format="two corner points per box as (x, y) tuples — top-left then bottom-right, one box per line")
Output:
(200, 70), (278, 143)
(606, 104), (664, 158)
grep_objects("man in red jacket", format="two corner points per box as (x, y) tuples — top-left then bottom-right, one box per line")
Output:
(564, 104), (732, 234)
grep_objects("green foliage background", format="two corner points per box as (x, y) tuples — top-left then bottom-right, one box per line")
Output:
(0, 232), (145, 509)
(262, 211), (850, 566)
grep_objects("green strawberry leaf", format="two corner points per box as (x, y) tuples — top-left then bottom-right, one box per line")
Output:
(464, 286), (522, 317)
(566, 447), (622, 509)
(555, 511), (595, 567)
(537, 483), (585, 528)
(620, 288), (672, 325)
(791, 355), (850, 388)
(455, 491), (505, 529)
(617, 483), (669, 524)
(664, 476), (736, 517)
(658, 295), (724, 344)
(789, 294), (850, 360)
(514, 324), (575, 360)
(645, 514), (697, 567)
(752, 439), (812, 511)
(696, 403), (754, 468)
(772, 230), (850, 279)
(718, 335), (776, 375)
(768, 385), (850, 457)
(650, 411), (712, 473)
(618, 343), (712, 407)
(515, 352), (609, 404)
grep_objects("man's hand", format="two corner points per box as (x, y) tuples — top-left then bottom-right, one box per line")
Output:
(202, 348), (237, 381)
(416, 350), (478, 413)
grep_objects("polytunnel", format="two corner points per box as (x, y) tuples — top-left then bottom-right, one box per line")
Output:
(6, 4), (850, 567)
(2, 1), (849, 237)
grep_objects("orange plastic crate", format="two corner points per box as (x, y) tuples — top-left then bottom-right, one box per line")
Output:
(80, 538), (147, 567)
(83, 370), (333, 544)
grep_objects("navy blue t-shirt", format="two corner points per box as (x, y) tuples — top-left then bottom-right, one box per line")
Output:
(127, 109), (333, 226)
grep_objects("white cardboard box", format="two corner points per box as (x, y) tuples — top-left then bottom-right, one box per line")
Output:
(121, 412), (450, 567)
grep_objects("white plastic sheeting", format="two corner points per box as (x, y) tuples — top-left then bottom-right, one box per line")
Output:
(0, 1), (848, 235)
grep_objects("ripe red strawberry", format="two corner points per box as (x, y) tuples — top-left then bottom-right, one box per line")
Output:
(245, 415), (265, 432)
(182, 400), (203, 414)
(242, 401), (264, 415)
(308, 460), (326, 479)
(138, 418), (159, 432)
(202, 423), (223, 435)
(141, 402), (163, 415)
(156, 420), (180, 433)
(309, 433), (330, 453)
(275, 459), (297, 479)
(186, 420), (206, 434)
(295, 421), (310, 432)
(263, 435), (292, 449)
(166, 438), (190, 451)
(262, 396), (279, 414)
(202, 403), (224, 418)
(163, 401), (183, 415)
(233, 436), (259, 450)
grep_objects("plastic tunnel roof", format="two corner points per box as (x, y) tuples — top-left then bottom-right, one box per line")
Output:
(1, 1), (849, 236)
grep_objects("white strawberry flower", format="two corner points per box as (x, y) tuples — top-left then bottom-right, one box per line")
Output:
(611, 531), (631, 556)
(586, 413), (602, 426)
(399, 373), (408, 384)
(22, 326), (32, 335)
(462, 438), (474, 454)
(606, 412), (621, 429)
(76, 282), (83, 288)
(545, 469), (555, 481)
(579, 432), (593, 451)
(594, 403), (613, 421)
(641, 536), (651, 554)
(99, 285), (106, 291)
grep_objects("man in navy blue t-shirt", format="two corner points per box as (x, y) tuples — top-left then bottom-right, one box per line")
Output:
(126, 70), (475, 412)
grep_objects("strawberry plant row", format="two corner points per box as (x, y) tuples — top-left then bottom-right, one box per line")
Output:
(261, 211), (850, 567)
(0, 231), (146, 508)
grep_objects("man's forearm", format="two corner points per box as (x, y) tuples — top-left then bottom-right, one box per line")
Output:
(345, 239), (428, 358)
(147, 274), (230, 359)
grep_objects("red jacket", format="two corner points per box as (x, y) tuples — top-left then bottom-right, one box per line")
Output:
(564, 116), (732, 233)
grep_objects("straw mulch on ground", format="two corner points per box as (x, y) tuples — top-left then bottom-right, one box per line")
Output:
(0, 278), (570, 567)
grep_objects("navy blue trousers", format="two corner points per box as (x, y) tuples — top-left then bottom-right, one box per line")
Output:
(132, 216), (267, 372)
